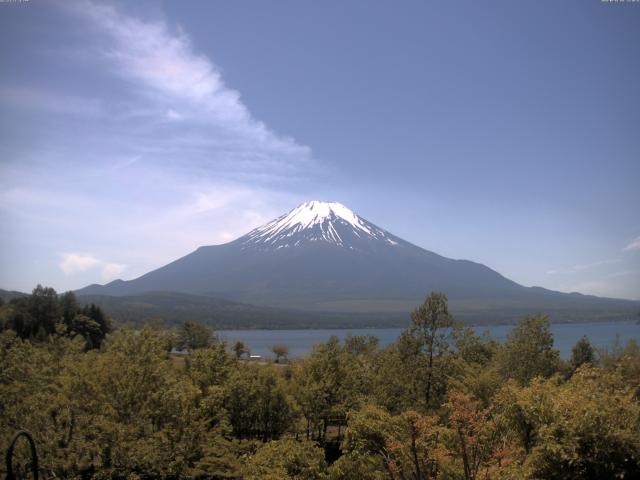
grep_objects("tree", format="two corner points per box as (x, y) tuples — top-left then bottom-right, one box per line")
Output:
(244, 438), (328, 479)
(176, 320), (213, 350)
(293, 337), (348, 441)
(341, 404), (441, 480)
(523, 367), (640, 479)
(444, 391), (507, 480)
(193, 431), (249, 479)
(74, 303), (111, 349)
(5, 289), (640, 479)
(273, 343), (289, 363)
(233, 340), (248, 359)
(453, 325), (497, 366)
(405, 292), (455, 410)
(69, 314), (103, 349)
(0, 286), (110, 349)
(340, 405), (399, 478)
(28, 284), (60, 336)
(59, 291), (78, 327)
(225, 365), (293, 440)
(570, 336), (595, 371)
(185, 342), (234, 393)
(496, 315), (560, 385)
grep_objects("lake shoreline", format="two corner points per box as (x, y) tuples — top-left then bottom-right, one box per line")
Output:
(214, 317), (640, 332)
(215, 320), (640, 359)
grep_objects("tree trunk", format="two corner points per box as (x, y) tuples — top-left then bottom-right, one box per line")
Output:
(410, 424), (423, 480)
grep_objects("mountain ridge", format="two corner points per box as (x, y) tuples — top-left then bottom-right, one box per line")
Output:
(76, 201), (639, 323)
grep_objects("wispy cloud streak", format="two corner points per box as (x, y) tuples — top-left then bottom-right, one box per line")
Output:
(69, 0), (312, 180)
(0, 1), (314, 290)
(624, 236), (640, 252)
(546, 258), (620, 275)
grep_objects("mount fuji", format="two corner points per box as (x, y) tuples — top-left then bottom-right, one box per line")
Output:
(77, 201), (639, 325)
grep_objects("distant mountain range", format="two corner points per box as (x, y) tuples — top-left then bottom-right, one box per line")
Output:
(74, 201), (640, 327)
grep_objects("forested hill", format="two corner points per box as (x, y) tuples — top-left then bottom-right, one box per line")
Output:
(74, 291), (408, 329)
(0, 288), (28, 303)
(2, 287), (638, 330)
(1, 292), (640, 478)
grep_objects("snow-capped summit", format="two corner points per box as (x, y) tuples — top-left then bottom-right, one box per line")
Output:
(240, 200), (400, 250)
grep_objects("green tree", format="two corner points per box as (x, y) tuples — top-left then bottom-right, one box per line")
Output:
(383, 292), (455, 412)
(193, 431), (249, 479)
(225, 364), (293, 440)
(28, 284), (60, 336)
(497, 315), (560, 385)
(244, 438), (328, 480)
(341, 404), (441, 480)
(69, 313), (103, 349)
(233, 340), (248, 359)
(293, 336), (348, 441)
(59, 291), (78, 326)
(525, 367), (640, 479)
(570, 336), (595, 371)
(186, 342), (234, 392)
(453, 324), (497, 366)
(177, 320), (213, 350)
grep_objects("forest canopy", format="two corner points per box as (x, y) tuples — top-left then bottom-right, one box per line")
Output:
(1, 290), (640, 479)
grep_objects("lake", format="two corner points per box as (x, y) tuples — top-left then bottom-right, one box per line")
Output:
(218, 321), (640, 359)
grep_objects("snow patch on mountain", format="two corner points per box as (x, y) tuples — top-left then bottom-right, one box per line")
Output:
(240, 200), (399, 249)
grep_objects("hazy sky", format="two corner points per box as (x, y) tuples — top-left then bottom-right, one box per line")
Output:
(1, 0), (639, 299)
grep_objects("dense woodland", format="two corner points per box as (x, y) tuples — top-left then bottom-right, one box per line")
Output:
(1, 287), (640, 479)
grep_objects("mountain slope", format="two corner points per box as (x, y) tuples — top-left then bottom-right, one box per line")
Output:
(77, 201), (639, 321)
(0, 288), (29, 303)
(76, 291), (414, 329)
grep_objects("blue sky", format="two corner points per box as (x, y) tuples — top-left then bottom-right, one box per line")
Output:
(1, 0), (639, 299)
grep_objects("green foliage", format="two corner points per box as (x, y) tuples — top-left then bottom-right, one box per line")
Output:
(176, 320), (214, 350)
(232, 340), (249, 359)
(496, 314), (561, 385)
(293, 336), (351, 441)
(186, 342), (235, 392)
(453, 324), (498, 366)
(225, 364), (293, 440)
(370, 293), (459, 414)
(0, 285), (110, 349)
(243, 438), (328, 479)
(192, 432), (250, 479)
(340, 405), (442, 479)
(495, 367), (640, 479)
(406, 292), (455, 410)
(570, 335), (596, 371)
(2, 289), (639, 479)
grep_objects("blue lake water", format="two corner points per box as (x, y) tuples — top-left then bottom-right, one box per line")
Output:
(218, 321), (640, 359)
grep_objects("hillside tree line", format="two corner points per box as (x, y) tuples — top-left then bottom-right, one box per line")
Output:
(1, 288), (640, 479)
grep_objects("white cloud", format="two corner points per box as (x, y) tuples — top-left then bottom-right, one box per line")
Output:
(59, 253), (101, 274)
(1, 1), (315, 291)
(59, 253), (126, 281)
(165, 109), (183, 121)
(623, 236), (640, 252)
(608, 270), (637, 278)
(102, 263), (126, 281)
(546, 258), (620, 275)
(70, 0), (312, 177)
(572, 258), (621, 270)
